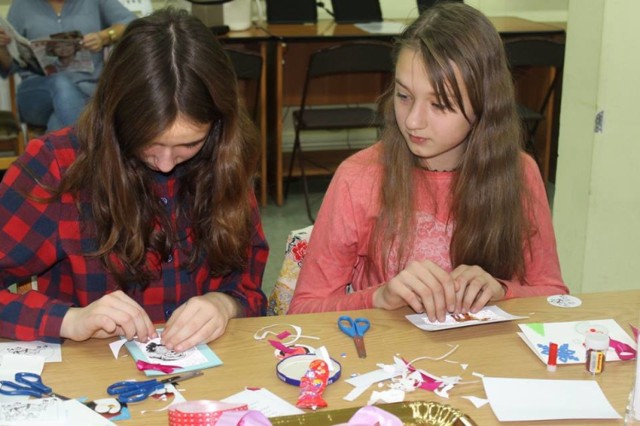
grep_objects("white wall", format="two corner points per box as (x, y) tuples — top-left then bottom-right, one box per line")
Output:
(554, 0), (640, 293)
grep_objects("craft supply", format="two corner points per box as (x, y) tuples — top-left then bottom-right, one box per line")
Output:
(168, 400), (247, 426)
(338, 315), (370, 358)
(296, 359), (329, 409)
(136, 360), (182, 374)
(547, 342), (558, 372)
(107, 370), (203, 403)
(585, 332), (610, 374)
(0, 372), (69, 400)
(276, 354), (341, 386)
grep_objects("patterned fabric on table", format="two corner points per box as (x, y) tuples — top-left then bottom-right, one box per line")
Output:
(267, 225), (313, 315)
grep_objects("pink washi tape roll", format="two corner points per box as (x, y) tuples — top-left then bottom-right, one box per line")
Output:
(168, 400), (247, 426)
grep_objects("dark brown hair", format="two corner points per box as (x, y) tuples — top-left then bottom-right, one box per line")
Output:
(58, 8), (259, 287)
(373, 2), (530, 281)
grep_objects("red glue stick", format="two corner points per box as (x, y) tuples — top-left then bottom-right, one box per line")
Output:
(547, 342), (558, 372)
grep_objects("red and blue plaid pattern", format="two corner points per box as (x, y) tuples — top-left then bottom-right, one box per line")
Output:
(0, 129), (267, 342)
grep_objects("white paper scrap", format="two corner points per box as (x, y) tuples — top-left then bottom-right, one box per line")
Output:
(343, 384), (371, 402)
(461, 395), (489, 408)
(109, 339), (128, 359)
(367, 389), (405, 405)
(64, 399), (117, 425)
(345, 368), (400, 388)
(482, 377), (621, 421)
(221, 388), (303, 417)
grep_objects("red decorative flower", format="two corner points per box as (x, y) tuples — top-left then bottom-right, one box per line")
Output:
(291, 240), (308, 263)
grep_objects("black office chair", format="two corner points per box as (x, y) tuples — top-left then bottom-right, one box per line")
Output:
(503, 39), (565, 162)
(285, 40), (393, 223)
(224, 47), (267, 206)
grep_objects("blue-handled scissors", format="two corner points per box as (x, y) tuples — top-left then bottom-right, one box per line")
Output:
(107, 370), (203, 403)
(0, 372), (68, 399)
(338, 315), (371, 358)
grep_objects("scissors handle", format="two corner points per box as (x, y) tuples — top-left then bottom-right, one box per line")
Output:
(15, 372), (52, 394)
(0, 380), (43, 397)
(107, 379), (163, 403)
(338, 316), (370, 337)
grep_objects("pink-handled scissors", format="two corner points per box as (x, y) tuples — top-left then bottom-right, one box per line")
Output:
(338, 315), (371, 359)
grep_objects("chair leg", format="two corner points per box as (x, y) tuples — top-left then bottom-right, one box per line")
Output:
(284, 134), (301, 200)
(297, 149), (315, 224)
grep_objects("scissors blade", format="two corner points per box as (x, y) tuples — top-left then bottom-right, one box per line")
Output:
(160, 370), (203, 385)
(353, 336), (367, 358)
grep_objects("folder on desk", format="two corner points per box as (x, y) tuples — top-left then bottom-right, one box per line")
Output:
(266, 0), (317, 24)
(331, 0), (383, 24)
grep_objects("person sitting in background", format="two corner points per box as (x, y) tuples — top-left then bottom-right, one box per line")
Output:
(0, 0), (135, 132)
(288, 2), (568, 319)
(0, 8), (268, 352)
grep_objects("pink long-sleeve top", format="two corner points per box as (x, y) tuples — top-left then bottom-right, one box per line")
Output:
(288, 143), (567, 314)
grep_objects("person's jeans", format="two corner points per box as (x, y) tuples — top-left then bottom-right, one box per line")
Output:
(16, 73), (90, 132)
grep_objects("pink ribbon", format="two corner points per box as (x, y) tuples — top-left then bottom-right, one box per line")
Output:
(136, 360), (182, 374)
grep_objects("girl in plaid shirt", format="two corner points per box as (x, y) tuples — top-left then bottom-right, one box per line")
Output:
(0, 8), (268, 352)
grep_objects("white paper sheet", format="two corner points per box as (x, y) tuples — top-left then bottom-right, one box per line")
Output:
(221, 388), (303, 417)
(0, 341), (61, 363)
(482, 377), (621, 421)
(406, 306), (527, 331)
(518, 319), (635, 364)
(0, 354), (45, 403)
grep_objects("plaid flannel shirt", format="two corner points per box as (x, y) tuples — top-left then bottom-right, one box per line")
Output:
(0, 128), (268, 342)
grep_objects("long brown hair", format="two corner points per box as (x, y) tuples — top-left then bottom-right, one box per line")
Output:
(57, 8), (259, 288)
(373, 2), (529, 281)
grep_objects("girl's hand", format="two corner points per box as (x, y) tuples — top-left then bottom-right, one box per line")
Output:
(60, 290), (156, 342)
(451, 264), (507, 314)
(373, 260), (458, 322)
(160, 293), (241, 352)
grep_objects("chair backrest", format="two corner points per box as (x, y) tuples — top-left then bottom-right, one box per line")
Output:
(300, 41), (393, 109)
(225, 48), (263, 121)
(417, 0), (464, 14)
(504, 39), (565, 120)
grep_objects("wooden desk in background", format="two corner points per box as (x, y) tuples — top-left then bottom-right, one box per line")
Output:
(226, 17), (565, 206)
(29, 290), (639, 425)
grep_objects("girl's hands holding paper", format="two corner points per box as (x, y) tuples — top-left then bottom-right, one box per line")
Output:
(451, 264), (506, 314)
(60, 290), (156, 342)
(373, 260), (458, 322)
(161, 292), (241, 352)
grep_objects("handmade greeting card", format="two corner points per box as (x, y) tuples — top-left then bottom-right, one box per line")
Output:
(518, 319), (636, 365)
(406, 306), (527, 331)
(123, 331), (222, 376)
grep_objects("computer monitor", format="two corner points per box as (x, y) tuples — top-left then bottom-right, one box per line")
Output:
(417, 0), (463, 14)
(330, 0), (383, 24)
(266, 0), (317, 24)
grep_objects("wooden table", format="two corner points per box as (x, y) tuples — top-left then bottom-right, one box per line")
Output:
(35, 290), (639, 424)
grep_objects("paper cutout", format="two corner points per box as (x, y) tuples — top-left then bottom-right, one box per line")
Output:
(406, 306), (527, 331)
(367, 389), (405, 405)
(518, 319), (636, 365)
(461, 395), (489, 408)
(526, 322), (546, 337)
(0, 341), (61, 363)
(483, 377), (621, 421)
(109, 339), (128, 359)
(547, 294), (582, 308)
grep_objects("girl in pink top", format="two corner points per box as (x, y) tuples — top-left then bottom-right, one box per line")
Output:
(288, 2), (568, 320)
